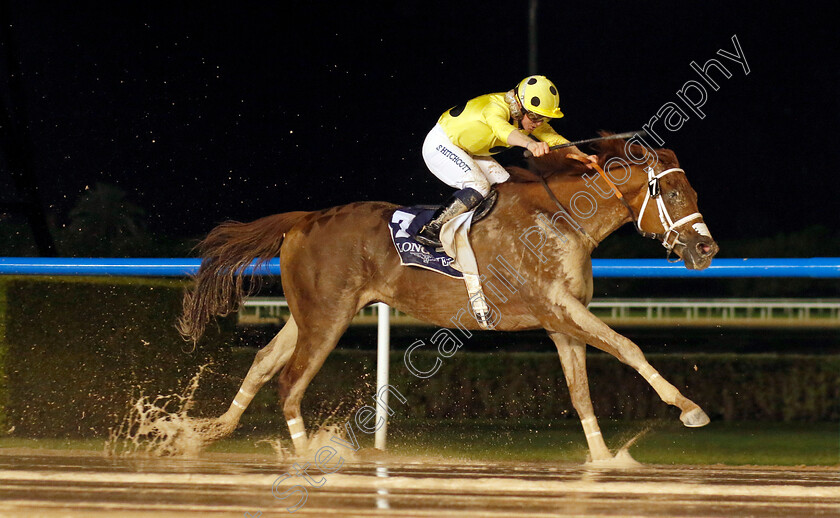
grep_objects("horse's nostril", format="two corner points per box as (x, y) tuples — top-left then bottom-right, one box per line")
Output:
(697, 242), (712, 256)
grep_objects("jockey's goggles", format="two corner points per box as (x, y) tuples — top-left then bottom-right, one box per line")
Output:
(525, 111), (548, 123)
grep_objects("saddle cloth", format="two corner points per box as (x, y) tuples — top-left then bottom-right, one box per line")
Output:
(388, 207), (463, 278)
(389, 206), (482, 279)
(388, 206), (491, 329)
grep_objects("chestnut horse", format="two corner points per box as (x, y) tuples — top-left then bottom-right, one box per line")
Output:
(178, 137), (718, 462)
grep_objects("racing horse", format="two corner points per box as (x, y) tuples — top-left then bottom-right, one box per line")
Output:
(177, 136), (718, 462)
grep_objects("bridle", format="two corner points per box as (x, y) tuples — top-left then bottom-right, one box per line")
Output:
(538, 156), (705, 261)
(634, 165), (704, 260)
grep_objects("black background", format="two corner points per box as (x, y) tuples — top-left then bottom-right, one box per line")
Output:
(2, 1), (838, 247)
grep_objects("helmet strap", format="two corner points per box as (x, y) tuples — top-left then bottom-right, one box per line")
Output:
(505, 89), (524, 121)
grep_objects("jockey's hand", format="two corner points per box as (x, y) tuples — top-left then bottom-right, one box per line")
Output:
(566, 153), (599, 169)
(527, 141), (550, 157)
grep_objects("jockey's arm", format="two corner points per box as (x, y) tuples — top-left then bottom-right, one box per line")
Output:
(506, 130), (550, 157)
(505, 123), (597, 163)
(533, 125), (597, 164)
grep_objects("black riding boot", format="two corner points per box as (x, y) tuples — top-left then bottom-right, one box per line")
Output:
(415, 187), (484, 248)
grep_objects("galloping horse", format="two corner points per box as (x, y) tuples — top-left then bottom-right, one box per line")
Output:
(178, 137), (718, 462)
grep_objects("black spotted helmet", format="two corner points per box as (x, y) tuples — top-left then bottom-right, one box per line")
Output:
(516, 75), (564, 119)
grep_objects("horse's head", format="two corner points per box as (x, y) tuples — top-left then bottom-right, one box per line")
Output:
(598, 138), (719, 269)
(519, 135), (718, 269)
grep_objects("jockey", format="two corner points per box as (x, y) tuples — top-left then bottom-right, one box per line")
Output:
(416, 75), (594, 247)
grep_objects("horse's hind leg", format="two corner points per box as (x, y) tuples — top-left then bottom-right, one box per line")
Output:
(277, 306), (358, 454)
(215, 316), (299, 434)
(549, 332), (612, 462)
(553, 295), (709, 428)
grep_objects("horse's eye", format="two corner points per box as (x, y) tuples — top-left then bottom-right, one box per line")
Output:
(668, 191), (680, 200)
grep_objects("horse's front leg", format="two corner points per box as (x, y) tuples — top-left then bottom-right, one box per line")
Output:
(549, 332), (612, 461)
(548, 295), (709, 427)
(216, 316), (299, 433)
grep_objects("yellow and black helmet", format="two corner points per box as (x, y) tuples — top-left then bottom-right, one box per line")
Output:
(516, 75), (564, 119)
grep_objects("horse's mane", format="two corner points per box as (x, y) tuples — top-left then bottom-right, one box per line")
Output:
(508, 131), (679, 183)
(507, 152), (589, 182)
(594, 132), (680, 169)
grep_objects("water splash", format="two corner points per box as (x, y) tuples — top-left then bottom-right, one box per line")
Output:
(105, 365), (232, 457)
(256, 436), (294, 460)
(585, 425), (651, 468)
(306, 424), (359, 461)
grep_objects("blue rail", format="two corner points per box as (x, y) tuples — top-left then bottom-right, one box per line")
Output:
(0, 257), (277, 277)
(591, 257), (840, 278)
(0, 257), (838, 278)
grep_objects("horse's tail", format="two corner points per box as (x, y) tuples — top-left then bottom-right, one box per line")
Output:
(177, 211), (310, 344)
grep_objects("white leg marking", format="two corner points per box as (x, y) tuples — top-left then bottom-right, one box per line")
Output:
(231, 388), (255, 412)
(288, 418), (306, 442)
(581, 416), (603, 439)
(639, 364), (661, 383)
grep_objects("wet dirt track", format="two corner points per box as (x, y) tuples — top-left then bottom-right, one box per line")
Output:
(0, 450), (837, 517)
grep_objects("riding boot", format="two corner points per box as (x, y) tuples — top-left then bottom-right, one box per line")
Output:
(415, 187), (484, 248)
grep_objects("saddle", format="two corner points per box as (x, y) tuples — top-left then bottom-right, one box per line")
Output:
(388, 189), (499, 329)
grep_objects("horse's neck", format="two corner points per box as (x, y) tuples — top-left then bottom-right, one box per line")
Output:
(504, 174), (642, 246)
(587, 170), (650, 243)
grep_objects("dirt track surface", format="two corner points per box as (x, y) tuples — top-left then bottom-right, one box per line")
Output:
(0, 449), (837, 517)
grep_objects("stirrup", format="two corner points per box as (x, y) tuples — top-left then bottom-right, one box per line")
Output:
(465, 275), (494, 330)
(415, 231), (442, 249)
(473, 305), (491, 329)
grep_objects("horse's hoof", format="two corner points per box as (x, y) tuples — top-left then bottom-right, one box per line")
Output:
(680, 407), (710, 427)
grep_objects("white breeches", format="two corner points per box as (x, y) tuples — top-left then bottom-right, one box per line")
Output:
(421, 124), (510, 197)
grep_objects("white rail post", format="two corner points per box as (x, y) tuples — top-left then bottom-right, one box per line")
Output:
(375, 302), (391, 450)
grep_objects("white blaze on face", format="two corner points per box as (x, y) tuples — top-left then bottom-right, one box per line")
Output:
(692, 222), (712, 239)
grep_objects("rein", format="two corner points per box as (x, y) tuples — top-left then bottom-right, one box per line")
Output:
(541, 156), (703, 261)
(536, 174), (599, 248)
